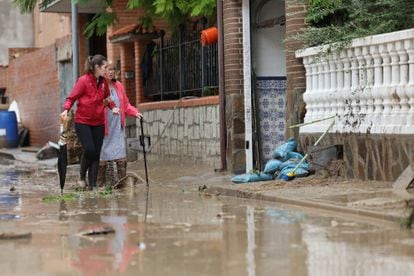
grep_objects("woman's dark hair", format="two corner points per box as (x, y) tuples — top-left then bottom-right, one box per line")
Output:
(84, 54), (107, 74)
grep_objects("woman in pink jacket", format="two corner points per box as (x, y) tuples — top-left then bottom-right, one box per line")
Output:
(60, 55), (117, 191)
(98, 62), (142, 188)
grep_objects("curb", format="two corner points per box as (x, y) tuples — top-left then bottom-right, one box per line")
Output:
(206, 186), (405, 224)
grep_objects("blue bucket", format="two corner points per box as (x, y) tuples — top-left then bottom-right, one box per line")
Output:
(0, 111), (19, 148)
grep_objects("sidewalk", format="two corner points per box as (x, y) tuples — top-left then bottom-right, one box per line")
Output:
(1, 147), (413, 224)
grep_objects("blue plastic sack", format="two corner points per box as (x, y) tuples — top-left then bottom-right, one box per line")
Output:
(231, 172), (274, 183)
(263, 159), (282, 174)
(279, 158), (309, 171)
(286, 151), (304, 161)
(273, 138), (298, 160)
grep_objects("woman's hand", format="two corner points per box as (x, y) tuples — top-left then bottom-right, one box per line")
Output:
(112, 107), (120, 115)
(60, 110), (68, 123)
(136, 112), (143, 119)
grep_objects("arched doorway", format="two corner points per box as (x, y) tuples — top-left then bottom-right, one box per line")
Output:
(251, 0), (286, 168)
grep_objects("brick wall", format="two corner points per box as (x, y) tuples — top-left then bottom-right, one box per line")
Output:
(285, 1), (307, 138)
(8, 46), (60, 146)
(223, 0), (246, 174)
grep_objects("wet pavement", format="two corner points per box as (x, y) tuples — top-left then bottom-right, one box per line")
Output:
(0, 150), (414, 275)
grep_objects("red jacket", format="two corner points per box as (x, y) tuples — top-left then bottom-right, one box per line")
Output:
(104, 80), (139, 135)
(63, 73), (115, 126)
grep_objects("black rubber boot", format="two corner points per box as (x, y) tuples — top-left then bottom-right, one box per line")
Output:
(88, 160), (99, 190)
(77, 154), (90, 189)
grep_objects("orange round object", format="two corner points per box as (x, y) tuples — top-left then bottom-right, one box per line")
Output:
(200, 27), (218, 46)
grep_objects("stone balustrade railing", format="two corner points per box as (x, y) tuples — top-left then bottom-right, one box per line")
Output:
(295, 28), (414, 134)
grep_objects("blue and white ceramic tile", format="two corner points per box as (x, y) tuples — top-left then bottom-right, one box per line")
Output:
(256, 76), (286, 164)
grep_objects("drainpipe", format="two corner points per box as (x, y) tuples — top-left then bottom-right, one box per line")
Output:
(217, 0), (227, 171)
(71, 1), (79, 82)
(242, 0), (253, 172)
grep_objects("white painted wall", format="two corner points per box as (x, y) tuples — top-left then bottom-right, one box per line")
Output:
(0, 0), (34, 65)
(252, 0), (286, 77)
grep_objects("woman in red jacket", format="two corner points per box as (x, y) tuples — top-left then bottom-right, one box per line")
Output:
(60, 55), (117, 190)
(98, 62), (142, 188)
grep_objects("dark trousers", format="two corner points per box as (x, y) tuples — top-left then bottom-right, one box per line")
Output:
(75, 123), (104, 188)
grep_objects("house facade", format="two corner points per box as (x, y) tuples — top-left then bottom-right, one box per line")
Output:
(222, 0), (307, 173)
(4, 0), (308, 174)
(9, 0), (404, 182)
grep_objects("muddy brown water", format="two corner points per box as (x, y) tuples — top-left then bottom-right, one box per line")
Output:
(1, 165), (414, 276)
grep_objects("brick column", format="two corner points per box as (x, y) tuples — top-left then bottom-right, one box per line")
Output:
(223, 0), (245, 174)
(285, 0), (308, 138)
(134, 40), (146, 105)
(120, 42), (136, 104)
(106, 25), (121, 65)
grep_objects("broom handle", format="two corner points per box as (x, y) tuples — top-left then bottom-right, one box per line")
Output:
(290, 119), (335, 174)
(289, 115), (336, 129)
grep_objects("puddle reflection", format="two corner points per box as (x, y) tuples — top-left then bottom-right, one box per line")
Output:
(0, 183), (413, 275)
(0, 193), (20, 211)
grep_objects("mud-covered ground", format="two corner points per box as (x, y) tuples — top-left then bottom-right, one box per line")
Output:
(1, 157), (414, 275)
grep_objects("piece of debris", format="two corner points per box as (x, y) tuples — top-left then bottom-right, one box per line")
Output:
(9, 186), (15, 192)
(198, 185), (208, 192)
(0, 214), (20, 220)
(137, 242), (146, 250)
(216, 212), (236, 219)
(114, 173), (141, 189)
(79, 226), (115, 236)
(36, 143), (58, 160)
(0, 232), (32, 240)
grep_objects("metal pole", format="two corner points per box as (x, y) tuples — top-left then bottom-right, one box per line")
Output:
(201, 39), (205, 96)
(179, 26), (184, 98)
(71, 1), (79, 82)
(242, 0), (253, 172)
(159, 32), (165, 101)
(217, 0), (227, 171)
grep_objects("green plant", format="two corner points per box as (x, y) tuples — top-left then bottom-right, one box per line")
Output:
(14, 0), (216, 38)
(42, 192), (80, 202)
(290, 0), (414, 48)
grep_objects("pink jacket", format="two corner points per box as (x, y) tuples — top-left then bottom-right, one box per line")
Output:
(104, 80), (140, 135)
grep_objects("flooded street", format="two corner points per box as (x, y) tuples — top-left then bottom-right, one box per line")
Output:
(1, 163), (414, 276)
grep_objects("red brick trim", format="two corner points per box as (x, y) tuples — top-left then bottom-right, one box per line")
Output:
(137, 96), (219, 111)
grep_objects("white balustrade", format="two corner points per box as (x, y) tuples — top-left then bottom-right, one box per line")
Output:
(296, 28), (414, 134)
